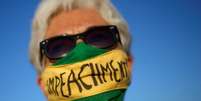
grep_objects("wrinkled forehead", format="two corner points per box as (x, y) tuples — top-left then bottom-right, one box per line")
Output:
(45, 8), (108, 39)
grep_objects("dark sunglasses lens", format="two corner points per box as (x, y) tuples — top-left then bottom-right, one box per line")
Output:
(85, 30), (116, 49)
(46, 38), (75, 59)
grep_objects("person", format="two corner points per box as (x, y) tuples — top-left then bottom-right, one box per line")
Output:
(29, 0), (132, 101)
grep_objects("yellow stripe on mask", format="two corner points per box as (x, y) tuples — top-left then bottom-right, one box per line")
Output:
(41, 49), (131, 101)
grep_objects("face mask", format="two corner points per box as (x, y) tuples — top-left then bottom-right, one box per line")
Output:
(40, 43), (132, 101)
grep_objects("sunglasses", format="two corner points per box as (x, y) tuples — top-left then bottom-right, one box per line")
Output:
(40, 25), (122, 60)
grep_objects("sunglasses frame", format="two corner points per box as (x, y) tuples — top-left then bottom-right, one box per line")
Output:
(40, 25), (122, 60)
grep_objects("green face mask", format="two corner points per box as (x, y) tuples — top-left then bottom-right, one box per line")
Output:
(41, 42), (131, 101)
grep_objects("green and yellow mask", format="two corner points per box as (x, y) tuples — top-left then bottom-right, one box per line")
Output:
(40, 43), (132, 101)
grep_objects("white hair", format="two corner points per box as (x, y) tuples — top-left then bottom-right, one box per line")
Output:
(29, 0), (131, 74)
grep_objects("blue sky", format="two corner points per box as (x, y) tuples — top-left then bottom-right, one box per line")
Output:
(0, 0), (200, 101)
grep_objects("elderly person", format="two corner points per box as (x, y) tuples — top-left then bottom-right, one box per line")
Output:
(29, 0), (132, 101)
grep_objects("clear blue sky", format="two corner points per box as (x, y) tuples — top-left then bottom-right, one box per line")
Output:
(0, 0), (200, 101)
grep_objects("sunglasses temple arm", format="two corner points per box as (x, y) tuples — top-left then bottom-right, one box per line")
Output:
(116, 29), (123, 46)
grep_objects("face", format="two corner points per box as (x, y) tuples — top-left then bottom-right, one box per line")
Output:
(44, 8), (110, 66)
(39, 8), (131, 99)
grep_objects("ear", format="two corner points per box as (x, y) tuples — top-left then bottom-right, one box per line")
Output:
(128, 55), (133, 63)
(37, 76), (49, 97)
(127, 55), (133, 73)
(37, 76), (44, 91)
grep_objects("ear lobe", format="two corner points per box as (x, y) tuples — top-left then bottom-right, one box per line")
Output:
(127, 55), (133, 73)
(128, 54), (134, 64)
(37, 76), (49, 96)
(37, 76), (44, 91)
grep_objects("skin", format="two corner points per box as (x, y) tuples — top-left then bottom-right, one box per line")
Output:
(45, 8), (108, 39)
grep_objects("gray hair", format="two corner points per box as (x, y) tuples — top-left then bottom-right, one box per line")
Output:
(29, 0), (131, 74)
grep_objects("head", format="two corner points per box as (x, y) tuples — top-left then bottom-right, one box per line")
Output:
(30, 0), (131, 74)
(29, 0), (132, 99)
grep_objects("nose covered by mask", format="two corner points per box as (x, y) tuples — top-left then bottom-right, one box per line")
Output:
(40, 43), (132, 101)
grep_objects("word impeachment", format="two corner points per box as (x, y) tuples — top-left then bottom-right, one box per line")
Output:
(46, 59), (129, 97)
